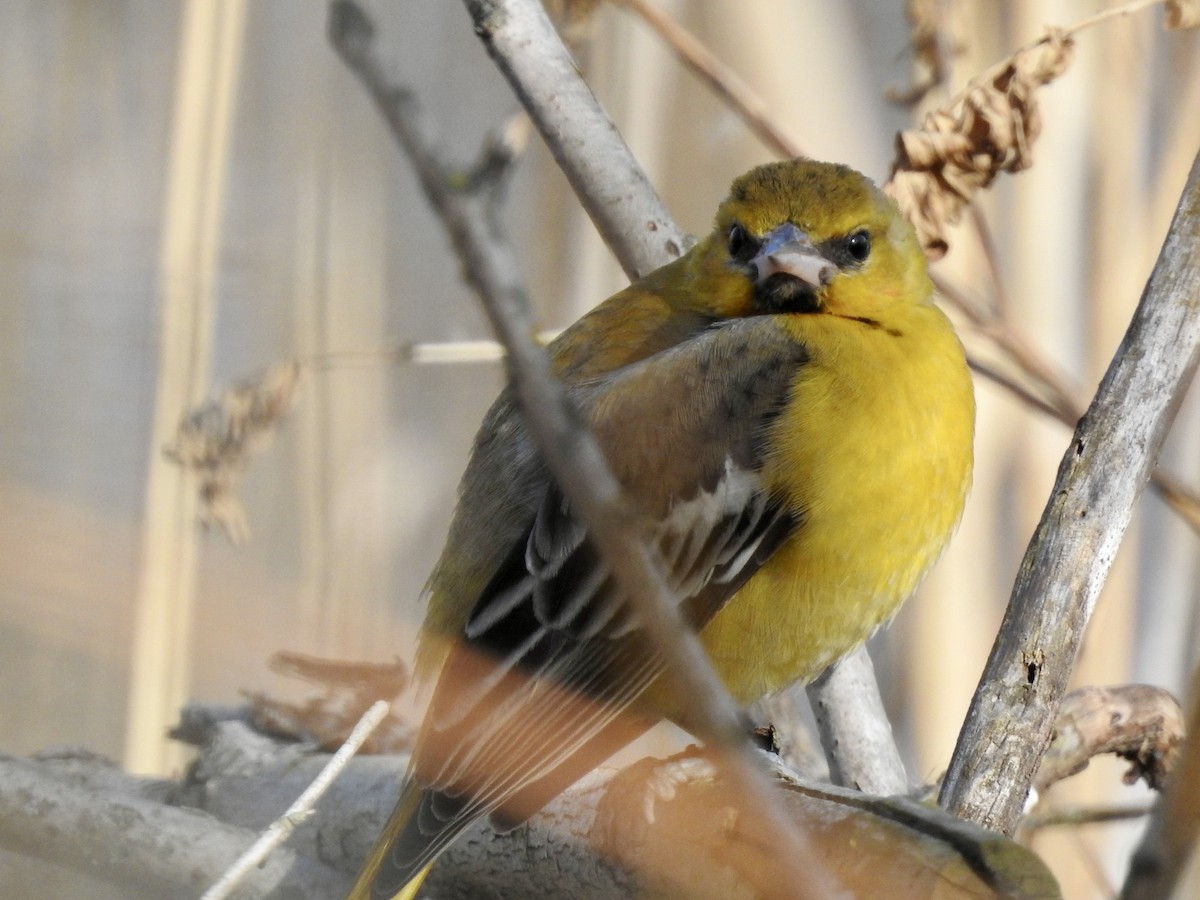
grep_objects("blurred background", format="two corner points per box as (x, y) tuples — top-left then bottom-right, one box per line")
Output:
(2, 0), (1198, 897)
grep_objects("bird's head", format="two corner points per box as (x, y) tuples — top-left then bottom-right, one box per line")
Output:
(684, 159), (931, 322)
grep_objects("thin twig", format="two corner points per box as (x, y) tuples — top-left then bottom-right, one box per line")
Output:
(200, 700), (391, 900)
(1148, 467), (1200, 533)
(1023, 803), (1155, 831)
(965, 204), (1010, 320)
(967, 359), (1068, 422)
(935, 270), (1084, 422)
(1060, 0), (1168, 37)
(942, 0), (1168, 119)
(334, 3), (837, 897)
(611, 0), (804, 159)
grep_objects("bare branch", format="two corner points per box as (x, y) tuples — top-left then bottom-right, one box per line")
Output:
(807, 646), (909, 796)
(1120, 665), (1200, 900)
(939, 147), (1200, 834)
(3, 712), (1059, 900)
(0, 752), (349, 899)
(462, 0), (688, 278)
(1034, 685), (1184, 795)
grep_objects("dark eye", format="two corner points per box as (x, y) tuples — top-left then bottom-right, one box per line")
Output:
(728, 223), (759, 263)
(844, 229), (871, 263)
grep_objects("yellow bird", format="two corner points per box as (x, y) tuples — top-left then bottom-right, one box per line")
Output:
(349, 159), (975, 899)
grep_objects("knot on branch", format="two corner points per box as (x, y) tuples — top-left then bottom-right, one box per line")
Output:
(1036, 684), (1185, 794)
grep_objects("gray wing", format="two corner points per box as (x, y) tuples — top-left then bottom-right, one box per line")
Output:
(401, 316), (809, 874)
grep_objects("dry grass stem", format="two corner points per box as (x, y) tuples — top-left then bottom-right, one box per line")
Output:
(612, 0), (804, 159)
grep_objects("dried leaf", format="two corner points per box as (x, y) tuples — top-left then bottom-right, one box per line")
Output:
(246, 651), (413, 754)
(163, 360), (301, 544)
(886, 0), (958, 106)
(887, 28), (1075, 259)
(1166, 0), (1200, 29)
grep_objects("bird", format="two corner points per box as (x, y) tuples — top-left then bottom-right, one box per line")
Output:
(348, 158), (975, 900)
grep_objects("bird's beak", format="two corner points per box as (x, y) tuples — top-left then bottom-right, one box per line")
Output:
(750, 222), (835, 291)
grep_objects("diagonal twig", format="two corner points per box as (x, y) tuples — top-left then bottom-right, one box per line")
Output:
(332, 2), (837, 896)
(200, 700), (391, 900)
(610, 0), (804, 159)
(462, 0), (688, 279)
(939, 147), (1200, 834)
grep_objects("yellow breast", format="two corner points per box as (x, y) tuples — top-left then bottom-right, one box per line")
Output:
(699, 304), (974, 704)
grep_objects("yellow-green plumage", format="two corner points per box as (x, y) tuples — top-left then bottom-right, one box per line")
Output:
(350, 159), (974, 899)
(701, 302), (973, 704)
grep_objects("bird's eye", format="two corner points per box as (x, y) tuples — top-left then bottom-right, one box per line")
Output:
(728, 223), (759, 263)
(844, 230), (871, 263)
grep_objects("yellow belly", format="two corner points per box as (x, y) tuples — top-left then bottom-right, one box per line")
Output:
(698, 305), (974, 705)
